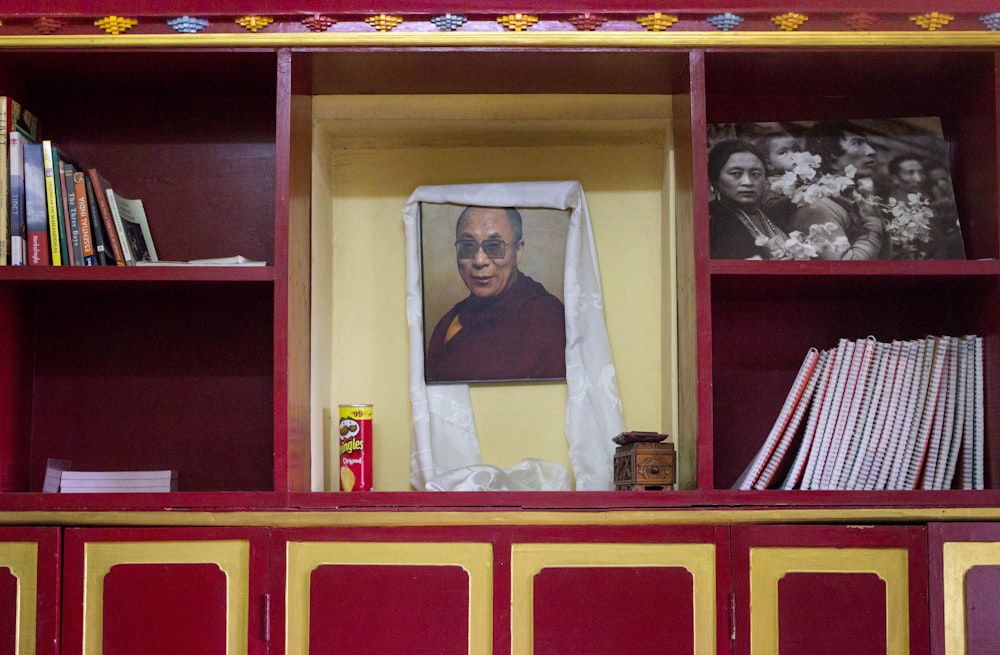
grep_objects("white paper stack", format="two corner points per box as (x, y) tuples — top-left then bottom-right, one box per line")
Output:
(59, 469), (178, 493)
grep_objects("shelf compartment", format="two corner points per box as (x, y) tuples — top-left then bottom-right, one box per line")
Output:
(1, 283), (275, 493)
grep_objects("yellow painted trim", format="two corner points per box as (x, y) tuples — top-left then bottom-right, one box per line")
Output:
(941, 541), (1000, 655)
(82, 540), (250, 655)
(0, 31), (997, 49)
(5, 506), (1000, 528)
(285, 541), (493, 655)
(0, 542), (38, 655)
(511, 542), (716, 654)
(749, 547), (910, 655)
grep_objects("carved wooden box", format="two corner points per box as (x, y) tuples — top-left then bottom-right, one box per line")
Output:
(613, 433), (676, 491)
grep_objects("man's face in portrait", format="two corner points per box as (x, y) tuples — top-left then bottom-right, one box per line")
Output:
(894, 159), (926, 194)
(834, 131), (877, 177)
(455, 207), (524, 300)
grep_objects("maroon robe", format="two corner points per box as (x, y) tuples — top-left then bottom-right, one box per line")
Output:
(425, 273), (566, 383)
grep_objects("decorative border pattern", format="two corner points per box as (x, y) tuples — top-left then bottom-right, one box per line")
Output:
(0, 10), (999, 36)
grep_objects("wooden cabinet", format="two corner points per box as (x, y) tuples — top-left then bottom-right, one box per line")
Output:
(733, 524), (929, 655)
(60, 527), (270, 655)
(0, 527), (59, 655)
(275, 524), (728, 655)
(929, 522), (1000, 655)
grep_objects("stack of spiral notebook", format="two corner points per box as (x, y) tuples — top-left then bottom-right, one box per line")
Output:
(733, 334), (984, 491)
(44, 459), (178, 493)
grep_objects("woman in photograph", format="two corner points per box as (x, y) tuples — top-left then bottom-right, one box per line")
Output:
(708, 139), (790, 259)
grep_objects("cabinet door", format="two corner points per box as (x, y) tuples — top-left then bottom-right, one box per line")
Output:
(61, 527), (269, 655)
(278, 529), (492, 655)
(929, 522), (1000, 655)
(0, 526), (59, 655)
(732, 524), (928, 655)
(511, 526), (728, 655)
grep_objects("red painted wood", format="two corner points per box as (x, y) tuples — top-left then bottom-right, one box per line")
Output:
(963, 565), (1000, 655)
(533, 565), (695, 654)
(308, 564), (470, 655)
(103, 563), (227, 655)
(28, 286), (274, 492)
(0, 568), (15, 655)
(61, 527), (270, 655)
(0, 528), (60, 655)
(778, 572), (887, 655)
(732, 525), (929, 655)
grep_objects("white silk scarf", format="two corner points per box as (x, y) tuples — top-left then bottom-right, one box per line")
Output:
(404, 181), (624, 491)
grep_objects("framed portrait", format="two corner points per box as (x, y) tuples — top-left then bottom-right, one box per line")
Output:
(706, 116), (965, 261)
(419, 201), (570, 384)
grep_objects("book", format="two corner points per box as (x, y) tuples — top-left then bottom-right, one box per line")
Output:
(0, 97), (39, 265)
(842, 341), (892, 489)
(135, 255), (266, 267)
(23, 142), (49, 265)
(733, 347), (820, 490)
(821, 337), (876, 489)
(106, 189), (156, 264)
(972, 336), (985, 489)
(60, 160), (82, 266)
(59, 469), (178, 493)
(73, 170), (98, 265)
(86, 168), (126, 266)
(40, 140), (64, 265)
(801, 338), (853, 490)
(781, 346), (838, 490)
(8, 131), (26, 265)
(42, 458), (72, 493)
(887, 337), (933, 489)
(904, 337), (949, 489)
(83, 173), (113, 265)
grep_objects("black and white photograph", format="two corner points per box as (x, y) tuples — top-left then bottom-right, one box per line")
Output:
(420, 202), (570, 384)
(707, 117), (965, 261)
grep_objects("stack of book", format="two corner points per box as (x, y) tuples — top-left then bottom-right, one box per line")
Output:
(1, 95), (157, 267)
(734, 334), (984, 491)
(58, 469), (178, 493)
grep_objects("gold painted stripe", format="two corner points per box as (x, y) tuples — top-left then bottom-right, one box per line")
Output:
(749, 547), (910, 655)
(511, 542), (716, 654)
(0, 542), (38, 655)
(0, 31), (996, 49)
(82, 540), (250, 655)
(285, 541), (492, 655)
(941, 541), (1000, 655)
(4, 506), (1000, 528)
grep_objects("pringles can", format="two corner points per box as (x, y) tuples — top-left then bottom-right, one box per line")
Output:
(338, 404), (373, 491)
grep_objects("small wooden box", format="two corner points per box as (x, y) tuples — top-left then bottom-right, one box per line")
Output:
(614, 439), (676, 491)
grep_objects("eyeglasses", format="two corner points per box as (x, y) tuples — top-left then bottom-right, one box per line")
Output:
(455, 238), (514, 260)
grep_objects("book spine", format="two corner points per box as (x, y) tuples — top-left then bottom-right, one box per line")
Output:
(972, 336), (985, 489)
(931, 337), (962, 489)
(73, 171), (97, 265)
(86, 168), (126, 266)
(905, 337), (947, 489)
(843, 341), (890, 489)
(941, 338), (969, 489)
(823, 337), (876, 489)
(781, 347), (837, 489)
(0, 97), (9, 265)
(59, 160), (82, 266)
(916, 337), (951, 488)
(22, 142), (49, 265)
(959, 336), (976, 489)
(801, 338), (853, 490)
(865, 340), (911, 489)
(888, 336), (932, 488)
(8, 131), (25, 266)
(40, 140), (63, 265)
